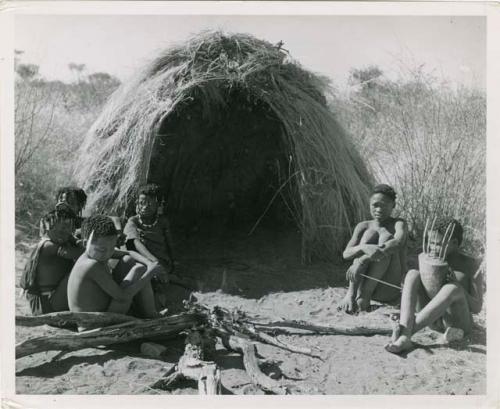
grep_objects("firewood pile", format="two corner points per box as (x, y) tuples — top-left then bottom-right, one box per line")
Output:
(15, 295), (393, 395)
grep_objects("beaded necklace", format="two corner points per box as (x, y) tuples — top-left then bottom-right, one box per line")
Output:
(139, 215), (158, 228)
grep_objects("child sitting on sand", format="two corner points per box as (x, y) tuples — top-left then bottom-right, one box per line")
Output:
(337, 184), (408, 314)
(20, 206), (84, 315)
(68, 215), (162, 319)
(124, 184), (174, 309)
(385, 218), (483, 354)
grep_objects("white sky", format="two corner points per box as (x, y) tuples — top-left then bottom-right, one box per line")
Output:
(14, 15), (485, 90)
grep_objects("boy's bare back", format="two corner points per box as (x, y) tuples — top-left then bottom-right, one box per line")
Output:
(67, 254), (116, 312)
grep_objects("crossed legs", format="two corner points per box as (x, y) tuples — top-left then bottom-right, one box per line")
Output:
(385, 269), (472, 353)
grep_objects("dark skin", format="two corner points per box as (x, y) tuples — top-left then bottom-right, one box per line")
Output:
(338, 193), (408, 313)
(133, 194), (174, 278)
(36, 219), (84, 311)
(385, 231), (483, 354)
(68, 232), (162, 320)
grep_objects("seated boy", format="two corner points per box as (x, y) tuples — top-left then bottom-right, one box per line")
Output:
(124, 184), (174, 309)
(20, 207), (84, 315)
(338, 184), (408, 314)
(68, 215), (161, 320)
(385, 218), (483, 354)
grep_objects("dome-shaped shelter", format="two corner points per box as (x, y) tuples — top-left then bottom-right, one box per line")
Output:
(75, 31), (372, 262)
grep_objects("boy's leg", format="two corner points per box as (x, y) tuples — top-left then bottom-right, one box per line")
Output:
(108, 256), (148, 314)
(385, 269), (423, 353)
(387, 281), (468, 353)
(337, 229), (378, 313)
(356, 230), (401, 310)
(412, 283), (470, 334)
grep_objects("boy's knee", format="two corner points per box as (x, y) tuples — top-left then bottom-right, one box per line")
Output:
(405, 269), (420, 283)
(121, 255), (135, 267)
(441, 283), (465, 301)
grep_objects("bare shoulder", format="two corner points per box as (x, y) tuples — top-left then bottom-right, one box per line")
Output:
(355, 220), (371, 231)
(73, 255), (103, 277)
(451, 252), (478, 277)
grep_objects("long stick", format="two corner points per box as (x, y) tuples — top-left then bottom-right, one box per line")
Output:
(359, 273), (402, 291)
(422, 217), (430, 254)
(248, 171), (300, 236)
(442, 223), (456, 261)
(427, 215), (437, 254)
(439, 222), (452, 259)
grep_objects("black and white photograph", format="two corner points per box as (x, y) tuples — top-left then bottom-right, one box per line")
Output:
(1, 1), (498, 405)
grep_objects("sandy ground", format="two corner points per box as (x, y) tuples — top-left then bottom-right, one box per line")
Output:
(15, 230), (486, 395)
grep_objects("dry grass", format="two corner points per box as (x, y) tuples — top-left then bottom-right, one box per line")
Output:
(75, 30), (374, 260)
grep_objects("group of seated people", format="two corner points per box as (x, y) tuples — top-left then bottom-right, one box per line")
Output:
(20, 183), (174, 322)
(338, 184), (484, 354)
(19, 182), (484, 354)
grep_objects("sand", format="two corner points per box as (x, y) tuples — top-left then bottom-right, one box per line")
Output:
(14, 232), (486, 395)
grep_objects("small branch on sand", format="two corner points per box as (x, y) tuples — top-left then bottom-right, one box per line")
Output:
(222, 335), (300, 395)
(16, 313), (203, 359)
(15, 311), (139, 329)
(250, 319), (393, 336)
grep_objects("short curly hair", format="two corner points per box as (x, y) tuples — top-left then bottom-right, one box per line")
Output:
(56, 187), (87, 210)
(372, 184), (396, 202)
(81, 215), (117, 240)
(137, 183), (162, 202)
(428, 217), (463, 246)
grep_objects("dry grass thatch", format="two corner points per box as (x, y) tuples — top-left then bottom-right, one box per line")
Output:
(75, 30), (374, 260)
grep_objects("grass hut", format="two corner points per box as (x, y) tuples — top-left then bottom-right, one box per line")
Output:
(75, 31), (373, 262)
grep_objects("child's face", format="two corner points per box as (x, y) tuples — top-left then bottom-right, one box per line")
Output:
(136, 194), (158, 219)
(58, 192), (80, 215)
(86, 233), (117, 262)
(369, 193), (394, 222)
(47, 219), (73, 245)
(428, 230), (458, 258)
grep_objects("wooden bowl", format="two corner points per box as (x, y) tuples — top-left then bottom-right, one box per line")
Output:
(418, 253), (449, 298)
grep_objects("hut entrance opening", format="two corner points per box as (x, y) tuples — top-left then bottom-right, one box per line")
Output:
(148, 87), (303, 283)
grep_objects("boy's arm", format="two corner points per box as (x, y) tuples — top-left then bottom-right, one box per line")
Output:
(343, 222), (382, 261)
(123, 217), (158, 262)
(42, 241), (84, 261)
(112, 248), (155, 266)
(379, 220), (407, 256)
(89, 261), (161, 302)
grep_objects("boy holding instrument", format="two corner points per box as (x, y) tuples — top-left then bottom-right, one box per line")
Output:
(385, 218), (483, 354)
(338, 184), (408, 314)
(68, 215), (162, 320)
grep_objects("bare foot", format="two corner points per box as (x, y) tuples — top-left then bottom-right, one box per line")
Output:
(385, 334), (413, 354)
(337, 291), (357, 314)
(441, 327), (464, 344)
(356, 297), (371, 312)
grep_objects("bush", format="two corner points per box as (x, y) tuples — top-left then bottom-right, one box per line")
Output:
(332, 67), (486, 256)
(15, 65), (120, 239)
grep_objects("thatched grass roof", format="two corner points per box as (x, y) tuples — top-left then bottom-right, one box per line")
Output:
(75, 30), (373, 260)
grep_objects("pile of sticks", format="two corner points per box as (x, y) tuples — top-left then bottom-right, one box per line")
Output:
(16, 296), (393, 395)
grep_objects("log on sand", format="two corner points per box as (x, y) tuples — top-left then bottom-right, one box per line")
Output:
(151, 328), (221, 395)
(16, 312), (203, 359)
(16, 311), (139, 329)
(223, 335), (299, 395)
